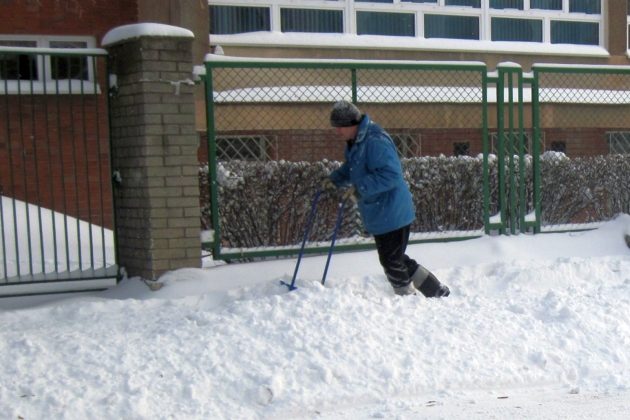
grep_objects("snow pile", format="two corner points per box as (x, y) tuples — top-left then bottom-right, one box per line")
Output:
(1, 215), (630, 419)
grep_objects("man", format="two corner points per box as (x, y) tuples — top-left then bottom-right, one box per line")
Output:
(322, 100), (450, 298)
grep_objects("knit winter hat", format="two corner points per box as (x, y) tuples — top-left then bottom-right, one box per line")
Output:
(330, 100), (362, 127)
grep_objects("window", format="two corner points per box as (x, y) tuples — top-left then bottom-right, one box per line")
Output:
(445, 0), (481, 6)
(549, 141), (566, 153)
(357, 12), (415, 37)
(49, 41), (89, 80)
(425, 15), (479, 40)
(0, 40), (37, 80)
(281, 8), (343, 33)
(607, 132), (630, 154)
(490, 0), (523, 10)
(569, 0), (600, 14)
(453, 142), (470, 156)
(210, 5), (270, 34)
(216, 135), (276, 161)
(492, 18), (542, 42)
(209, 1), (604, 49)
(0, 36), (98, 94)
(531, 0), (562, 10)
(551, 21), (599, 45)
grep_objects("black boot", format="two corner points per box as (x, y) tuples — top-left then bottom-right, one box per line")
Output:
(410, 266), (450, 298)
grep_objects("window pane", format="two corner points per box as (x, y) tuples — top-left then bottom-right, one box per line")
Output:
(281, 8), (343, 33)
(492, 18), (542, 42)
(445, 0), (481, 7)
(424, 14), (479, 40)
(401, 0), (437, 3)
(0, 40), (37, 80)
(569, 0), (600, 14)
(490, 0), (524, 9)
(210, 5), (270, 34)
(50, 41), (89, 80)
(531, 0), (562, 10)
(551, 21), (599, 45)
(357, 12), (415, 37)
(550, 141), (566, 153)
(453, 142), (470, 156)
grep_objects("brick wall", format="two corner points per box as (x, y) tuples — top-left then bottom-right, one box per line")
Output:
(201, 126), (614, 163)
(3, 0), (138, 46)
(0, 85), (113, 228)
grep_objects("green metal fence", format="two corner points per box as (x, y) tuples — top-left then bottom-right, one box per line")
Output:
(532, 63), (630, 231)
(204, 57), (490, 260)
(203, 57), (630, 261)
(0, 47), (118, 295)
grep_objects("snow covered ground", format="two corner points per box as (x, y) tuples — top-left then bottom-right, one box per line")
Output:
(2, 215), (630, 419)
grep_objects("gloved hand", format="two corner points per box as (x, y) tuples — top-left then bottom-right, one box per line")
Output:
(342, 186), (358, 203)
(320, 177), (336, 192)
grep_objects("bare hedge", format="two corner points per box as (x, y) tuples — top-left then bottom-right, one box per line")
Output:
(199, 153), (630, 248)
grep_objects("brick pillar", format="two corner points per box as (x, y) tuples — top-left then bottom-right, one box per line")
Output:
(607, 1), (628, 62)
(104, 25), (200, 280)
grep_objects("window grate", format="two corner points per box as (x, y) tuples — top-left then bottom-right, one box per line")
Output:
(490, 131), (544, 155)
(391, 133), (421, 158)
(216, 135), (276, 161)
(607, 132), (630, 154)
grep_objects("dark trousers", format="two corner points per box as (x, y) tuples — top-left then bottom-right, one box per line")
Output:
(373, 224), (419, 288)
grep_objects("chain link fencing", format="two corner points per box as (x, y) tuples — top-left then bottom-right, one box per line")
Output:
(202, 58), (489, 259)
(532, 64), (630, 231)
(201, 57), (630, 260)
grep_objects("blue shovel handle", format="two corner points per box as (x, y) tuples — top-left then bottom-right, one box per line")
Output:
(281, 190), (322, 291)
(321, 199), (346, 286)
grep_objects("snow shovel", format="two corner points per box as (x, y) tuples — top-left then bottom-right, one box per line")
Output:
(281, 191), (346, 291)
(321, 199), (345, 286)
(281, 190), (322, 291)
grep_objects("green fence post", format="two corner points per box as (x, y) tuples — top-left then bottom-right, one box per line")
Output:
(482, 70), (491, 234)
(204, 61), (221, 259)
(496, 66), (507, 234)
(531, 69), (542, 233)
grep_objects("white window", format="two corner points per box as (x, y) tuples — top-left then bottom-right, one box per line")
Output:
(0, 35), (102, 94)
(209, 0), (603, 51)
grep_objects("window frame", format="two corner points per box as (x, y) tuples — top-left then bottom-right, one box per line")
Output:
(209, 0), (603, 49)
(0, 35), (100, 94)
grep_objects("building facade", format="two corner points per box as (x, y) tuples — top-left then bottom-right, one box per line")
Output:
(203, 1), (630, 162)
(0, 0), (209, 224)
(209, 1), (628, 67)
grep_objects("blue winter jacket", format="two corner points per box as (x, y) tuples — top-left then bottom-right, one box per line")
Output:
(330, 114), (415, 235)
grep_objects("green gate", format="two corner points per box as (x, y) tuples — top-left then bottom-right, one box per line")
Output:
(484, 63), (541, 235)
